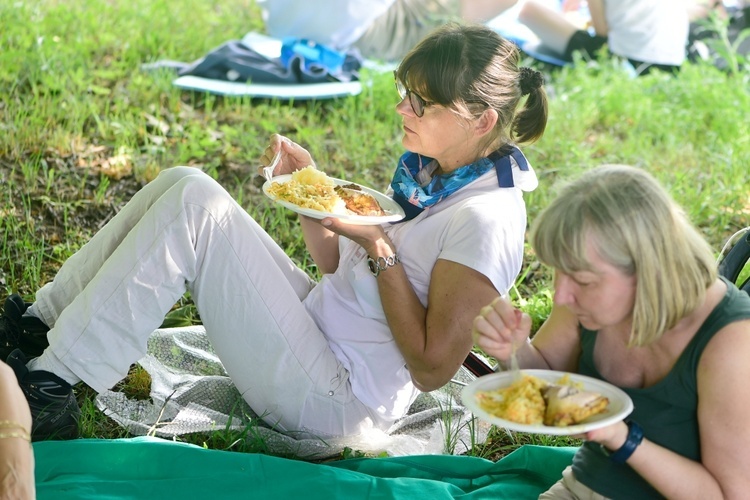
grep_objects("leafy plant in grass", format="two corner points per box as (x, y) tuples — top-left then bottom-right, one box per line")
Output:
(693, 11), (750, 77)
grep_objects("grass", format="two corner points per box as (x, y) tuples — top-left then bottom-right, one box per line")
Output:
(1, 0), (749, 461)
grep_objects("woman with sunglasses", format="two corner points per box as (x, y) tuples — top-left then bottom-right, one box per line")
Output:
(2, 23), (548, 442)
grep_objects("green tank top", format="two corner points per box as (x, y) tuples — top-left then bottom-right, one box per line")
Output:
(571, 278), (750, 499)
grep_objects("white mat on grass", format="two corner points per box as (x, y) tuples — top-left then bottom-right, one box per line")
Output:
(95, 325), (491, 460)
(173, 75), (363, 100)
(173, 32), (364, 100)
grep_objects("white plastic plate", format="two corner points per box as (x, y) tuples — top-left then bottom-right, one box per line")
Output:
(462, 369), (634, 435)
(263, 174), (405, 225)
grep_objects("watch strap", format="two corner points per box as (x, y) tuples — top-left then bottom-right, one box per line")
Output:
(609, 420), (644, 464)
(367, 254), (400, 277)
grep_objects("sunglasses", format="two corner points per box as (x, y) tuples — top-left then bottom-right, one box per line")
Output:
(394, 71), (433, 117)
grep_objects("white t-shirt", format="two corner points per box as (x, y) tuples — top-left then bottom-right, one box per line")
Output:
(303, 158), (538, 424)
(259, 0), (395, 51)
(604, 0), (688, 66)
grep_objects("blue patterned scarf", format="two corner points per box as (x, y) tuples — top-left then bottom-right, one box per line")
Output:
(390, 145), (529, 221)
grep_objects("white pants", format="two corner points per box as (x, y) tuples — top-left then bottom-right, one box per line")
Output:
(355, 0), (461, 61)
(34, 167), (381, 438)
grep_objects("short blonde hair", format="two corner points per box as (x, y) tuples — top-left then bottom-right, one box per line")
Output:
(531, 165), (717, 346)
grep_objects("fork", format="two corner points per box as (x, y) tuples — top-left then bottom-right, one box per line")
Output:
(262, 150), (282, 183)
(509, 337), (521, 380)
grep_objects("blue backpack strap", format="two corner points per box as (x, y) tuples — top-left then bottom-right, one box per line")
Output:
(719, 229), (750, 295)
(489, 146), (529, 188)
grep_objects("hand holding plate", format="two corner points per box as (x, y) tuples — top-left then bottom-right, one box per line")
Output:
(319, 216), (387, 248)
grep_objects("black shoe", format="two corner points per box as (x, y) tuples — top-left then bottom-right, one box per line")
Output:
(0, 294), (50, 360)
(6, 349), (80, 441)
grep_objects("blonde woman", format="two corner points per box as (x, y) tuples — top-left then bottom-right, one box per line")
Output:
(473, 165), (750, 498)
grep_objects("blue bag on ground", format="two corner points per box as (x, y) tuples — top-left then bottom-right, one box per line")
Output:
(177, 38), (362, 84)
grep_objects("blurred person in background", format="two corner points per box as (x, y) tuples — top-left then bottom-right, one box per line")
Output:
(516, 0), (689, 74)
(260, 0), (518, 61)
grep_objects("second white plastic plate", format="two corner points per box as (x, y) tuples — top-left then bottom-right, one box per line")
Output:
(461, 369), (634, 435)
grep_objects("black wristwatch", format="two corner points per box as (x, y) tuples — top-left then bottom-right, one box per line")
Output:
(607, 420), (644, 464)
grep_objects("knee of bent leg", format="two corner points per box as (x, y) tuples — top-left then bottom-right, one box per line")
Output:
(172, 168), (232, 210)
(153, 166), (225, 208)
(156, 166), (207, 185)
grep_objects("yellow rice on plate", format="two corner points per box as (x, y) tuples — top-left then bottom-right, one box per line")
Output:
(266, 166), (346, 213)
(476, 373), (548, 425)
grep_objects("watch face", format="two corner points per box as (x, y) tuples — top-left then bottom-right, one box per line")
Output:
(367, 258), (378, 275)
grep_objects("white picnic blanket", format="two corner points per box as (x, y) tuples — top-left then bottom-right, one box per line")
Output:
(95, 325), (490, 459)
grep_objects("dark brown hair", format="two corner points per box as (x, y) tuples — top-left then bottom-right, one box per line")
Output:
(395, 22), (548, 145)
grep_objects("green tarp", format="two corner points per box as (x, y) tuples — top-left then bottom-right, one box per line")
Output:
(34, 437), (576, 499)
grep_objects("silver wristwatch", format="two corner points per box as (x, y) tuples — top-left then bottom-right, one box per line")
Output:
(367, 254), (400, 277)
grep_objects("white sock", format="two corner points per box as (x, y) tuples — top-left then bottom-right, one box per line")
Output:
(27, 349), (81, 386)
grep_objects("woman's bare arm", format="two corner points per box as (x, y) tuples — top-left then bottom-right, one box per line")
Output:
(694, 319), (750, 497)
(0, 362), (34, 500)
(380, 257), (501, 392)
(320, 217), (501, 391)
(299, 216), (340, 274)
(584, 319), (750, 499)
(587, 0), (608, 36)
(637, 318), (750, 498)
